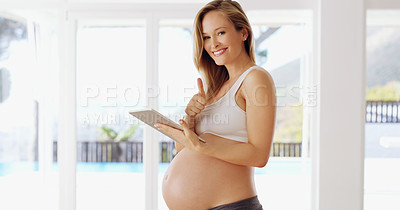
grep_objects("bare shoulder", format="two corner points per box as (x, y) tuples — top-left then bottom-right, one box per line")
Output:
(239, 67), (276, 108)
(242, 66), (275, 90)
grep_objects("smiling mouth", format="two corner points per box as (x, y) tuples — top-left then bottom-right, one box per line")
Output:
(212, 48), (227, 57)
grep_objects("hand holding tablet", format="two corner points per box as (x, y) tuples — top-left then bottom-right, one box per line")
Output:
(129, 108), (206, 143)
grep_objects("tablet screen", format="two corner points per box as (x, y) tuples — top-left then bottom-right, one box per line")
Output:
(129, 108), (205, 143)
(129, 109), (182, 131)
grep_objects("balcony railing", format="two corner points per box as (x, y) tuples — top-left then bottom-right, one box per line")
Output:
(271, 142), (302, 157)
(53, 141), (302, 163)
(366, 101), (400, 123)
(51, 100), (398, 163)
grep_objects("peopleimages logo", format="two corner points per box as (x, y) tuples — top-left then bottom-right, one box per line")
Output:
(196, 113), (229, 125)
(79, 84), (318, 108)
(78, 83), (318, 126)
(274, 84), (318, 107)
(81, 112), (136, 126)
(80, 84), (198, 108)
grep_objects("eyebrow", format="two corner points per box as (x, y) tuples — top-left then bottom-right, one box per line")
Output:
(202, 26), (227, 35)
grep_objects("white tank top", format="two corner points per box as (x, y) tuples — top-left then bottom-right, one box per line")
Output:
(195, 66), (258, 143)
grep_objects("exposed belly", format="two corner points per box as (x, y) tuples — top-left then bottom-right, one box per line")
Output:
(162, 148), (256, 210)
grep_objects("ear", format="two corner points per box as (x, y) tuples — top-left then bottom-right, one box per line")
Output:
(241, 28), (249, 41)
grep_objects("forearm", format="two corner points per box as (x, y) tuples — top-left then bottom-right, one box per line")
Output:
(198, 133), (270, 168)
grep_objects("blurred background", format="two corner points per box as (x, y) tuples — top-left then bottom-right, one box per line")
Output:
(0, 0), (399, 210)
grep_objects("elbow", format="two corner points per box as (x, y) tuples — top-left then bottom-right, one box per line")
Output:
(255, 160), (268, 168)
(251, 147), (271, 168)
(254, 156), (269, 168)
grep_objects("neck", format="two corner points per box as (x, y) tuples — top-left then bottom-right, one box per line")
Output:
(225, 53), (255, 81)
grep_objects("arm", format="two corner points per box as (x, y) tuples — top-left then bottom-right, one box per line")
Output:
(198, 69), (276, 167)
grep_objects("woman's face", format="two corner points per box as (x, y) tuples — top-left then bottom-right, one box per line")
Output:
(202, 10), (247, 66)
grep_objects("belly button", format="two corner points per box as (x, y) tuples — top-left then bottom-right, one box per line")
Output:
(164, 174), (169, 181)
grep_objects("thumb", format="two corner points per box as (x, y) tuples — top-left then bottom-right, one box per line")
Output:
(179, 119), (191, 136)
(197, 78), (205, 96)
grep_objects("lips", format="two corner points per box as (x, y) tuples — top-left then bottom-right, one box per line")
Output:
(212, 48), (227, 57)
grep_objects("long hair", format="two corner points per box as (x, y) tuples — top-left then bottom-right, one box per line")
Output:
(193, 0), (255, 100)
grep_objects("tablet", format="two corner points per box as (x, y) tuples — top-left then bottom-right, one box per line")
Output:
(129, 108), (206, 143)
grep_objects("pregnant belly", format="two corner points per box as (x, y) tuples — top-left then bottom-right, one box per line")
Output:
(162, 148), (256, 210)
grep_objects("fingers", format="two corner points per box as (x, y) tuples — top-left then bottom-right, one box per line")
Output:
(193, 102), (204, 111)
(190, 106), (201, 114)
(197, 78), (206, 96)
(179, 119), (191, 136)
(179, 119), (206, 144)
(185, 98), (204, 117)
(185, 106), (201, 116)
(195, 94), (207, 105)
(155, 120), (205, 152)
(154, 122), (183, 137)
(185, 78), (207, 120)
(185, 109), (197, 117)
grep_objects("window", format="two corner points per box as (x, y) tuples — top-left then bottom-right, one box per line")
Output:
(250, 18), (312, 210)
(0, 14), (33, 172)
(75, 19), (147, 210)
(0, 11), (59, 210)
(364, 10), (400, 210)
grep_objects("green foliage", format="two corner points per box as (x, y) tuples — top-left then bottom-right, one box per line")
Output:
(257, 50), (267, 57)
(99, 126), (118, 140)
(98, 123), (139, 142)
(273, 105), (303, 143)
(115, 123), (139, 142)
(366, 81), (400, 101)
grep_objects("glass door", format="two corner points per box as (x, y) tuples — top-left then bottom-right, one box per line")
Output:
(74, 18), (147, 210)
(0, 11), (58, 210)
(364, 10), (400, 210)
(250, 19), (312, 210)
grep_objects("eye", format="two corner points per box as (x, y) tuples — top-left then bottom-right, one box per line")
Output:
(203, 36), (210, 40)
(217, 31), (225, 35)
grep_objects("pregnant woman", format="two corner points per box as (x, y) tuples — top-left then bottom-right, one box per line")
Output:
(154, 0), (276, 209)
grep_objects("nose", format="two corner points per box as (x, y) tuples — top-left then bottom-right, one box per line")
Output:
(211, 37), (219, 49)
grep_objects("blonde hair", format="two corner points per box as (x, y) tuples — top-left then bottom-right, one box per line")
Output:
(193, 0), (255, 100)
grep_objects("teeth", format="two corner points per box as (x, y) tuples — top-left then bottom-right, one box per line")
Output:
(213, 49), (225, 56)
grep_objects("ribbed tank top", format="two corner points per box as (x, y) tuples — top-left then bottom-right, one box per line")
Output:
(195, 66), (258, 143)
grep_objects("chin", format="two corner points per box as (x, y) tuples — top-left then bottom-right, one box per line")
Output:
(214, 62), (224, 66)
(213, 59), (226, 66)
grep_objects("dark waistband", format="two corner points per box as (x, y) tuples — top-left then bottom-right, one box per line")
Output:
(209, 196), (263, 210)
